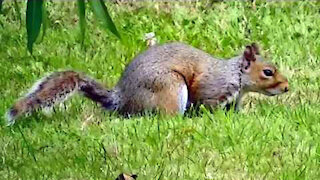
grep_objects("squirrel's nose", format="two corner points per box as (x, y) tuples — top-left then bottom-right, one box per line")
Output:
(280, 80), (289, 93)
(282, 82), (289, 93)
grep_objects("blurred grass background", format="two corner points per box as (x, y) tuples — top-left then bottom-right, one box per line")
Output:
(0, 1), (319, 179)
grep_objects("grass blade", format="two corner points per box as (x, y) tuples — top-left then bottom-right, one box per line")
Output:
(13, 0), (22, 26)
(17, 125), (37, 163)
(77, 0), (86, 45)
(40, 1), (48, 42)
(89, 0), (121, 39)
(26, 0), (43, 54)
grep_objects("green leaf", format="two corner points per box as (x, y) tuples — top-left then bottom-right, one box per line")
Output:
(0, 0), (3, 14)
(77, 0), (86, 45)
(89, 0), (121, 39)
(26, 0), (43, 54)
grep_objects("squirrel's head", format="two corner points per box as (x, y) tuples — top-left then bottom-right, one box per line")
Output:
(241, 43), (289, 96)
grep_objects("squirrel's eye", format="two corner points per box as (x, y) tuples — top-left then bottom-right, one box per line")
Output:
(263, 69), (273, 77)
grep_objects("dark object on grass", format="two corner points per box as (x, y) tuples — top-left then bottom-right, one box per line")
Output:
(115, 173), (138, 180)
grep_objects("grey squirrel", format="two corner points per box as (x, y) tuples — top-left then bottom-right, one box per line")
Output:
(6, 42), (289, 125)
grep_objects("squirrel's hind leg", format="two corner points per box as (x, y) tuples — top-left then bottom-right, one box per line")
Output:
(152, 75), (188, 115)
(119, 72), (188, 115)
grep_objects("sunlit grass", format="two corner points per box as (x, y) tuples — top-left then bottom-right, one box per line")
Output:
(0, 1), (319, 179)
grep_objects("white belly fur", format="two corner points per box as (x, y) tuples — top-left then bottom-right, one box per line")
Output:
(178, 84), (188, 114)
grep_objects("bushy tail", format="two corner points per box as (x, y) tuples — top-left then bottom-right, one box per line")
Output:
(6, 70), (115, 125)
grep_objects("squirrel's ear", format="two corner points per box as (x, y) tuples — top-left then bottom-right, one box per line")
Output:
(244, 43), (259, 61)
(242, 43), (260, 72)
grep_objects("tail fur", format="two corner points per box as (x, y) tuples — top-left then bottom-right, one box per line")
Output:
(6, 70), (115, 125)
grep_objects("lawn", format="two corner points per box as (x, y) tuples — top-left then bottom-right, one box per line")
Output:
(0, 1), (319, 179)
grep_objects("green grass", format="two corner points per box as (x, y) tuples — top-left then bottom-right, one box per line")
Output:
(1, 1), (320, 179)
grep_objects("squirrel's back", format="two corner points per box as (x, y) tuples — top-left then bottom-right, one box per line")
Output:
(121, 42), (216, 77)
